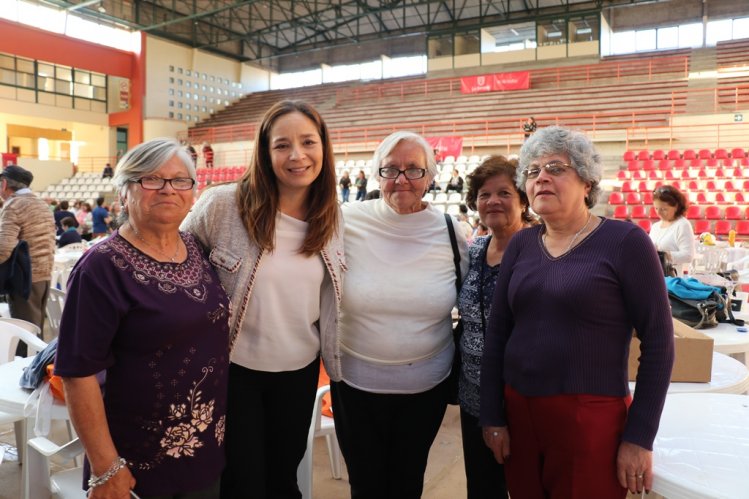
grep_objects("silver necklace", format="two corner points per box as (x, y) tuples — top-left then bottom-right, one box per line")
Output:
(544, 213), (593, 255)
(128, 224), (181, 263)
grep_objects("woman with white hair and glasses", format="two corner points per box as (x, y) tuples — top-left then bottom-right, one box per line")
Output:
(331, 131), (468, 499)
(480, 126), (674, 498)
(56, 138), (231, 498)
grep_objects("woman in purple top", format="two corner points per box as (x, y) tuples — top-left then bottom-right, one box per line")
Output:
(480, 126), (674, 498)
(55, 138), (231, 499)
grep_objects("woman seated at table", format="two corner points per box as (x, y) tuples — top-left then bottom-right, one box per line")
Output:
(55, 138), (231, 498)
(57, 216), (83, 248)
(332, 131), (468, 499)
(649, 184), (695, 272)
(480, 126), (674, 498)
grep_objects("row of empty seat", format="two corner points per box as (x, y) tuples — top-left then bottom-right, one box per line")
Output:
(626, 158), (749, 170)
(620, 179), (749, 193)
(628, 218), (749, 236)
(617, 167), (749, 180)
(611, 191), (749, 209)
(613, 204), (749, 221)
(623, 147), (749, 161)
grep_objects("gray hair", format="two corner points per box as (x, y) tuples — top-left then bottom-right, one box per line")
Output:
(372, 131), (438, 182)
(518, 126), (602, 208)
(3, 178), (27, 191)
(112, 138), (196, 223)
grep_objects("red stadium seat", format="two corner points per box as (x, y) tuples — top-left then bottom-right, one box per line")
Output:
(714, 148), (728, 159)
(715, 220), (731, 235)
(726, 206), (743, 220)
(714, 192), (728, 204)
(721, 158), (732, 167)
(686, 205), (702, 219)
(621, 181), (635, 192)
(631, 170), (647, 180)
(731, 148), (746, 159)
(631, 205), (648, 219)
(698, 149), (712, 160)
(689, 158), (703, 168)
(696, 168), (707, 178)
(652, 150), (665, 160)
(637, 219), (652, 232)
(609, 191), (625, 205)
(705, 206), (722, 220)
(696, 192), (709, 205)
(623, 150), (636, 161)
(627, 160), (640, 171)
(679, 169), (693, 179)
(667, 150), (681, 160)
(694, 220), (711, 234)
(648, 170), (662, 180)
(673, 158), (686, 168)
(637, 150), (650, 161)
(657, 159), (671, 171)
(735, 192), (746, 204)
(706, 158), (718, 168)
(705, 180), (719, 191)
(724, 180), (737, 191)
(736, 220), (749, 235)
(664, 170), (678, 180)
(613, 205), (629, 219)
(617, 170), (630, 180)
(626, 192), (642, 205)
(683, 149), (697, 160)
(714, 168), (726, 178)
(743, 180), (749, 192)
(641, 192), (654, 205)
(637, 181), (650, 192)
(742, 158), (749, 167)
(731, 167), (743, 178)
(641, 159), (655, 171)
(670, 181), (682, 192)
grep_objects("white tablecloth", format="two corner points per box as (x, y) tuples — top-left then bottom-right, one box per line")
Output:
(630, 351), (749, 394)
(653, 393), (749, 499)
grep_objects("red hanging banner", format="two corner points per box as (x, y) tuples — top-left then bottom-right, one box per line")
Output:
(460, 75), (494, 94)
(426, 136), (464, 161)
(460, 71), (530, 94)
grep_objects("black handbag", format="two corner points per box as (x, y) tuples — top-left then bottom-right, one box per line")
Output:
(668, 293), (719, 329)
(444, 214), (462, 405)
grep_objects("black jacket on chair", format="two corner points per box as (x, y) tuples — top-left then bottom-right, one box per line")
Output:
(0, 240), (32, 300)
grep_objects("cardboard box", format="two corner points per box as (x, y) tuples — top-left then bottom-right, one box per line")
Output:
(628, 318), (714, 383)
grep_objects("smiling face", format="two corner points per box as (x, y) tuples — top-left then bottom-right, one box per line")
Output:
(379, 140), (430, 214)
(477, 173), (525, 234)
(524, 152), (590, 221)
(269, 111), (324, 198)
(124, 154), (194, 229)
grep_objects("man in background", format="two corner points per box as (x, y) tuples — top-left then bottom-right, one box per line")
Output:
(0, 165), (55, 345)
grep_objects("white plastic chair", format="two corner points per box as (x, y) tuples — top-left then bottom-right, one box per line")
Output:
(45, 288), (66, 339)
(297, 385), (343, 499)
(0, 320), (47, 464)
(27, 436), (86, 499)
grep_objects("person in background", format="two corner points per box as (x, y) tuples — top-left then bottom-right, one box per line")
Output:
(108, 201), (123, 232)
(56, 138), (230, 499)
(480, 126), (674, 498)
(339, 170), (352, 203)
(459, 156), (537, 499)
(363, 189), (380, 200)
(332, 131), (468, 499)
(182, 100), (344, 499)
(0, 165), (56, 351)
(445, 169), (464, 193)
(76, 202), (93, 241)
(101, 162), (114, 179)
(186, 143), (198, 165)
(91, 197), (111, 239)
(433, 148), (444, 164)
(354, 169), (367, 201)
(202, 143), (214, 169)
(53, 200), (78, 236)
(522, 117), (537, 141)
(649, 184), (695, 272)
(57, 216), (83, 248)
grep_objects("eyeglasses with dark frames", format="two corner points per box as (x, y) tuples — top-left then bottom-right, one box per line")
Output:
(130, 176), (196, 191)
(378, 167), (427, 180)
(522, 161), (573, 180)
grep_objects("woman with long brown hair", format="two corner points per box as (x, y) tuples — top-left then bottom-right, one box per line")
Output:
(182, 100), (345, 499)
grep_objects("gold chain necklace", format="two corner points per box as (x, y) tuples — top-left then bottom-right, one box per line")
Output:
(543, 213), (593, 255)
(128, 224), (181, 263)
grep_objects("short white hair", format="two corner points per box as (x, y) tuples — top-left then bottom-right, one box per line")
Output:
(372, 131), (438, 182)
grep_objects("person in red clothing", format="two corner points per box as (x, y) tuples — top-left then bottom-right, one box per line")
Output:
(480, 126), (674, 498)
(203, 143), (214, 169)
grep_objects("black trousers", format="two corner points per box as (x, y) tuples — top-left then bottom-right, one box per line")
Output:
(460, 408), (508, 499)
(220, 359), (319, 499)
(330, 379), (448, 499)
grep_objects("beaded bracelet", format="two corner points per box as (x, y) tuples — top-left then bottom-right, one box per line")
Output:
(87, 457), (128, 489)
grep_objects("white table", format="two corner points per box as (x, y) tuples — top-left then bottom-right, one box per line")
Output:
(0, 357), (70, 499)
(630, 351), (749, 394)
(652, 393), (749, 499)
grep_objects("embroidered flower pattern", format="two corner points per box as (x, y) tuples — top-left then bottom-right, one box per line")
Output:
(161, 422), (203, 458)
(215, 415), (226, 446)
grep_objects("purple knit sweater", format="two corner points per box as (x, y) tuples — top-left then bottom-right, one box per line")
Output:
(479, 218), (674, 450)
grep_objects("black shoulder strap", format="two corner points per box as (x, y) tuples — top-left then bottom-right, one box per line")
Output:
(444, 214), (461, 292)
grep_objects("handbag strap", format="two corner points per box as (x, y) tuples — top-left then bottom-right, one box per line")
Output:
(444, 214), (462, 293)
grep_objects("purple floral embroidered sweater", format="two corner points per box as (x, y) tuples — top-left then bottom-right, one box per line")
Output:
(479, 218), (674, 450)
(55, 231), (231, 496)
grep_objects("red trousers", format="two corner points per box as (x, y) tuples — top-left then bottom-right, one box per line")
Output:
(503, 385), (631, 499)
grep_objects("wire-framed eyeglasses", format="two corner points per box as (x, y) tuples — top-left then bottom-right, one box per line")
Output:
(522, 161), (573, 180)
(130, 176), (196, 191)
(379, 167), (427, 180)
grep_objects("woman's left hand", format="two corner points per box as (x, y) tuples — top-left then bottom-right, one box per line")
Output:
(616, 441), (653, 494)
